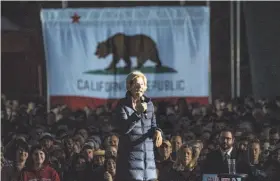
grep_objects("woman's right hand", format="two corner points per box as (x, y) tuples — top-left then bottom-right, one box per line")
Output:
(104, 171), (113, 181)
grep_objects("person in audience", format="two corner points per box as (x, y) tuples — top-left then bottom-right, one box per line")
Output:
(20, 144), (60, 181)
(105, 146), (117, 159)
(167, 144), (201, 181)
(64, 154), (88, 181)
(81, 142), (95, 163)
(170, 135), (183, 161)
(1, 140), (29, 181)
(269, 128), (279, 148)
(156, 140), (174, 181)
(103, 157), (117, 181)
(203, 129), (240, 174)
(40, 132), (55, 154)
(92, 150), (105, 169)
(238, 136), (249, 152)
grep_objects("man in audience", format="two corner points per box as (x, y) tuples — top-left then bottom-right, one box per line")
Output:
(203, 129), (240, 174)
(170, 135), (182, 161)
(156, 140), (174, 180)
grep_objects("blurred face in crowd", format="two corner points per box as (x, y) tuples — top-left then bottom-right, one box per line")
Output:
(105, 146), (117, 158)
(271, 149), (280, 163)
(75, 157), (87, 171)
(247, 133), (255, 141)
(217, 122), (226, 131)
(53, 149), (66, 162)
(95, 107), (104, 116)
(261, 128), (271, 140)
(239, 140), (249, 151)
(252, 108), (264, 121)
(192, 108), (201, 117)
(11, 111), (18, 121)
(227, 103), (233, 112)
(201, 106), (208, 116)
(77, 129), (88, 139)
(270, 133), (279, 146)
(159, 142), (172, 159)
(166, 106), (175, 115)
(183, 132), (195, 142)
(34, 128), (44, 140)
(73, 134), (85, 146)
(1, 94), (6, 101)
(41, 138), (53, 149)
(234, 131), (242, 140)
(192, 142), (203, 157)
(199, 149), (209, 162)
(108, 135), (119, 148)
(65, 138), (74, 152)
(181, 147), (193, 166)
(171, 136), (182, 152)
(93, 155), (105, 166)
(129, 76), (146, 99)
(5, 100), (11, 107)
(201, 131), (211, 142)
(239, 122), (253, 133)
(219, 131), (234, 151)
(250, 143), (261, 162)
(207, 144), (216, 151)
(214, 99), (221, 110)
(12, 100), (19, 109)
(262, 105), (269, 114)
(73, 142), (81, 154)
(32, 149), (45, 165)
(262, 141), (270, 151)
(16, 148), (29, 163)
(6, 107), (12, 118)
(83, 148), (94, 161)
(106, 158), (116, 176)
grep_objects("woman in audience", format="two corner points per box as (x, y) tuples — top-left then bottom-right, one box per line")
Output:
(20, 144), (60, 181)
(167, 144), (201, 181)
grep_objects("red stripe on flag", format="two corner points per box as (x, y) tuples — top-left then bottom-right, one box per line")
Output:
(50, 96), (209, 110)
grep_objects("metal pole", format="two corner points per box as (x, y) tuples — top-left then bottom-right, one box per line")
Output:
(62, 0), (68, 8)
(230, 1), (236, 99)
(38, 65), (43, 97)
(236, 1), (241, 97)
(206, 0), (212, 104)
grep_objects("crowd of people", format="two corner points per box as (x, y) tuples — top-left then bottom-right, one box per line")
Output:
(1, 93), (280, 181)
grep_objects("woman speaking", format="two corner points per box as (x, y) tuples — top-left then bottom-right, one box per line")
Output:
(114, 71), (163, 181)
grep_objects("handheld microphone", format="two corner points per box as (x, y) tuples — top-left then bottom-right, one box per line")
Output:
(140, 96), (148, 118)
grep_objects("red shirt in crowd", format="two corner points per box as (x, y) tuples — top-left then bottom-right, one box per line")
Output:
(20, 165), (60, 181)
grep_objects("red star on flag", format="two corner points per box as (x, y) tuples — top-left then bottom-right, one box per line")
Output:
(71, 13), (80, 23)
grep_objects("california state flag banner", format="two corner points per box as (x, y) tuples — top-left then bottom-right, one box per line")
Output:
(40, 7), (210, 109)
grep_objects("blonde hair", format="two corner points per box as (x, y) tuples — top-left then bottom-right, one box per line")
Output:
(126, 71), (147, 91)
(173, 144), (197, 171)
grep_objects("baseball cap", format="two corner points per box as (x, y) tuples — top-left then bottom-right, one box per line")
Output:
(93, 150), (105, 156)
(40, 132), (54, 141)
(82, 142), (95, 150)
